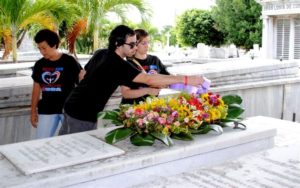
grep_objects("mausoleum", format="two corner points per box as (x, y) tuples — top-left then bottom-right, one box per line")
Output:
(257, 0), (300, 60)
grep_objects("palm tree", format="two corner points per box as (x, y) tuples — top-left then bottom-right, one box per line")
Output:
(66, 0), (151, 55)
(0, 0), (81, 62)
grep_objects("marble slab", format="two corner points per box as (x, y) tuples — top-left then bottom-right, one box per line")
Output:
(210, 67), (299, 86)
(129, 116), (300, 188)
(0, 116), (277, 188)
(168, 59), (298, 77)
(0, 62), (34, 77)
(0, 133), (124, 175)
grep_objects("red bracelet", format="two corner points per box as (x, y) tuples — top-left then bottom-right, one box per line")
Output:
(184, 76), (188, 85)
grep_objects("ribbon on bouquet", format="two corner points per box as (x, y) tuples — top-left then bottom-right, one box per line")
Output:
(169, 77), (211, 94)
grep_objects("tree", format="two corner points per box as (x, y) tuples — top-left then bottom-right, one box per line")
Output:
(212, 0), (262, 50)
(175, 9), (225, 47)
(160, 25), (177, 47)
(66, 0), (151, 55)
(0, 0), (80, 61)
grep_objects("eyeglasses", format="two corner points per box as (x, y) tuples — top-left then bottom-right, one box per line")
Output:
(124, 42), (137, 49)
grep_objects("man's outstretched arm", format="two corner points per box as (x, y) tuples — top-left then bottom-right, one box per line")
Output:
(133, 73), (205, 87)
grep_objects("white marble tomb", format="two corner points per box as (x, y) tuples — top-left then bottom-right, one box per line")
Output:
(0, 116), (276, 188)
(0, 133), (124, 175)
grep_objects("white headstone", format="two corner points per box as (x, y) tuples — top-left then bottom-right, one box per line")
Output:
(197, 43), (210, 58)
(228, 44), (238, 58)
(0, 133), (124, 175)
(209, 47), (226, 59)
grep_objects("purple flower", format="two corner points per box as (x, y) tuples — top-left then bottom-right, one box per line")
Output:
(171, 111), (178, 118)
(202, 113), (209, 119)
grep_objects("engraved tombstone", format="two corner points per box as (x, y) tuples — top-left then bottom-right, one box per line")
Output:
(0, 133), (124, 175)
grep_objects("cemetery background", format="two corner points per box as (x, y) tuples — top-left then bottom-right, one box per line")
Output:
(0, 38), (299, 145)
(0, 0), (300, 187)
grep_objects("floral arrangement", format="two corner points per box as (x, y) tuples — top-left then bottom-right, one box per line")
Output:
(98, 92), (245, 146)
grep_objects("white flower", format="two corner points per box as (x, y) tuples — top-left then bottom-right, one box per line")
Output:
(184, 117), (189, 123)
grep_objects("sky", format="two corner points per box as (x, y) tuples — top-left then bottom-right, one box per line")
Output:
(141, 0), (216, 29)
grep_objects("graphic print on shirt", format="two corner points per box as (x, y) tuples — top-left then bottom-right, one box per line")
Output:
(41, 67), (63, 92)
(142, 65), (158, 74)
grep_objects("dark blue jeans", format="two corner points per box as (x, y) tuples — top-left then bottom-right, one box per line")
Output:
(58, 112), (97, 135)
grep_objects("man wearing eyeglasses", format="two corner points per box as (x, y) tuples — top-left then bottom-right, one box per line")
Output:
(59, 25), (206, 135)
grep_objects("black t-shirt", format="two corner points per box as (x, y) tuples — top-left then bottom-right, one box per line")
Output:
(31, 54), (82, 114)
(64, 51), (141, 122)
(84, 49), (108, 71)
(121, 55), (170, 104)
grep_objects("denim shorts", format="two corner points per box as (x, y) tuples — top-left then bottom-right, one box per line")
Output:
(36, 114), (64, 139)
(58, 112), (97, 135)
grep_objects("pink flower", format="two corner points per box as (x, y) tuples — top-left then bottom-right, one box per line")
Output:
(125, 107), (134, 118)
(146, 112), (155, 121)
(134, 108), (144, 117)
(167, 116), (174, 124)
(136, 118), (144, 128)
(158, 117), (167, 125)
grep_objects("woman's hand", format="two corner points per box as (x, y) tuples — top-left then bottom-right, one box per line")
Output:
(186, 75), (205, 86)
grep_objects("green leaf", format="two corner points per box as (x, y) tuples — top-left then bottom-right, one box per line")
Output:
(105, 128), (133, 144)
(171, 132), (193, 141)
(98, 110), (122, 125)
(98, 110), (119, 120)
(209, 124), (223, 134)
(227, 104), (245, 119)
(151, 132), (174, 146)
(222, 95), (242, 105)
(130, 134), (155, 146)
(111, 120), (123, 126)
(220, 117), (243, 123)
(190, 124), (211, 134)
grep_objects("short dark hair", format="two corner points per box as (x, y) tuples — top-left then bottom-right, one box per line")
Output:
(108, 25), (135, 51)
(34, 29), (60, 49)
(134, 29), (149, 42)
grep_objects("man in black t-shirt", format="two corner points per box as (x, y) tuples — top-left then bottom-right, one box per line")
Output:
(59, 25), (206, 135)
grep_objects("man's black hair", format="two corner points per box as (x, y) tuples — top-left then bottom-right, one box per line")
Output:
(108, 25), (135, 51)
(34, 29), (60, 49)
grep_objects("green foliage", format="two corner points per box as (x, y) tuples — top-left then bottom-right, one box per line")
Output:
(222, 94), (245, 121)
(175, 9), (225, 47)
(226, 104), (245, 119)
(222, 95), (242, 105)
(69, 0), (151, 52)
(160, 25), (177, 47)
(171, 132), (193, 141)
(212, 0), (262, 50)
(105, 127), (133, 144)
(189, 123), (211, 134)
(0, 0), (81, 61)
(151, 132), (174, 146)
(98, 109), (123, 125)
(130, 133), (155, 146)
